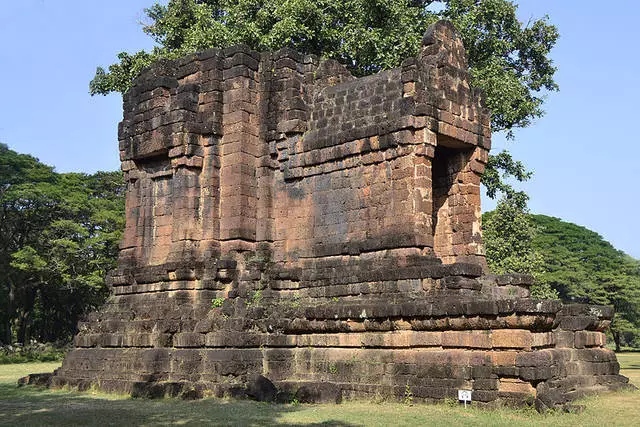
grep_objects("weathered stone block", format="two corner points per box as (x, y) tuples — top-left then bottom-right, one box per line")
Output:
(491, 330), (532, 350)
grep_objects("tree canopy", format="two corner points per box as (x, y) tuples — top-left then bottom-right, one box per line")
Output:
(92, 0), (557, 134)
(90, 0), (559, 199)
(482, 195), (541, 276)
(0, 144), (125, 345)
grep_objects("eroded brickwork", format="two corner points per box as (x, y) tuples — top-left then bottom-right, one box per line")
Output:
(114, 20), (489, 277)
(49, 21), (629, 410)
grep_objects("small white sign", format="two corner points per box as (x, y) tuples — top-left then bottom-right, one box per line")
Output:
(458, 389), (472, 402)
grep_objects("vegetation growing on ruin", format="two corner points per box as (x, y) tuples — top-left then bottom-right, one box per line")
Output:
(210, 297), (225, 308)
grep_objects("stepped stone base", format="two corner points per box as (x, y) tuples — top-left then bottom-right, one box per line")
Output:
(50, 257), (631, 409)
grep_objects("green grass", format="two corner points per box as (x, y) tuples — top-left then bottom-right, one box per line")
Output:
(1, 355), (639, 426)
(617, 352), (640, 371)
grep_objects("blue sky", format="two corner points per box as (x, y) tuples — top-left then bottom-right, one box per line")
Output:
(1, 1), (639, 258)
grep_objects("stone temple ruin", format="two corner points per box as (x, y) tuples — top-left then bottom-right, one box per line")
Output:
(49, 21), (629, 409)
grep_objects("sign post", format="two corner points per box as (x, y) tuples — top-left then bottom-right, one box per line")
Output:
(458, 389), (472, 408)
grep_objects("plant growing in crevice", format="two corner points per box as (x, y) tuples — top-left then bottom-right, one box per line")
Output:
(290, 293), (301, 309)
(403, 383), (414, 406)
(247, 290), (262, 307)
(210, 297), (225, 308)
(328, 362), (338, 375)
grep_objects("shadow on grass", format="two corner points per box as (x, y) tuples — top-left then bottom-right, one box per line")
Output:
(622, 363), (640, 370)
(0, 383), (357, 427)
(616, 352), (640, 371)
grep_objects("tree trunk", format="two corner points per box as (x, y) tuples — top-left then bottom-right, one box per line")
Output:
(16, 285), (36, 345)
(16, 312), (26, 345)
(3, 318), (11, 345)
(613, 330), (621, 352)
(5, 280), (15, 344)
(1, 316), (9, 345)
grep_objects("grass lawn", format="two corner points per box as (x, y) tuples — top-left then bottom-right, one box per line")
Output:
(1, 355), (638, 427)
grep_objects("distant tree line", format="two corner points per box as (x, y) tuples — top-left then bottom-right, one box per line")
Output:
(0, 144), (124, 345)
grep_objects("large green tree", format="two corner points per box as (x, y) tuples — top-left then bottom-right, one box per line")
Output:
(484, 206), (640, 350)
(482, 195), (558, 300)
(529, 214), (640, 351)
(0, 144), (125, 345)
(91, 0), (558, 199)
(482, 194), (541, 275)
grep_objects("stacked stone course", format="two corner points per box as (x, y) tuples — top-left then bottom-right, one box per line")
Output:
(49, 21), (630, 410)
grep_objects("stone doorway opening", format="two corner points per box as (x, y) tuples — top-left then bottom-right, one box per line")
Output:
(432, 137), (473, 263)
